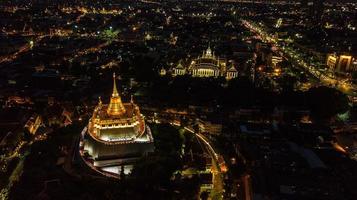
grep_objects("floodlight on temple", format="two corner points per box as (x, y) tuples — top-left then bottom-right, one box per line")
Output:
(79, 73), (154, 177)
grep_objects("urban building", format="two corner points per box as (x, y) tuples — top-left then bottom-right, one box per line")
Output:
(327, 54), (356, 72)
(24, 114), (42, 135)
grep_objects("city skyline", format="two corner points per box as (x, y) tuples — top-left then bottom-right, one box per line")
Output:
(0, 0), (356, 199)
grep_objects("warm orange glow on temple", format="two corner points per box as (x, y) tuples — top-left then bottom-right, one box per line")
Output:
(79, 73), (154, 176)
(107, 73), (126, 116)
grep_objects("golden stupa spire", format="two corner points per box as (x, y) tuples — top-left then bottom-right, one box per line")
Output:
(98, 96), (102, 105)
(107, 73), (126, 116)
(112, 73), (119, 97)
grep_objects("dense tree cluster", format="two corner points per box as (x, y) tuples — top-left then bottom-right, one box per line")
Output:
(148, 75), (349, 122)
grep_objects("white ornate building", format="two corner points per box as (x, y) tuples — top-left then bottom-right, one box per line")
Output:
(171, 45), (238, 80)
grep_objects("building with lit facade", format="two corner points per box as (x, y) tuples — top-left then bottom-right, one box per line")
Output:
(327, 54), (356, 73)
(79, 73), (154, 176)
(171, 45), (238, 80)
(24, 114), (42, 135)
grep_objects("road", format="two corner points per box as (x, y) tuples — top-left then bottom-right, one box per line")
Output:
(184, 127), (224, 199)
(146, 109), (230, 198)
(0, 35), (46, 65)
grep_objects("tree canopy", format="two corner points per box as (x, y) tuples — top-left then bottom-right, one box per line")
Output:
(306, 86), (349, 121)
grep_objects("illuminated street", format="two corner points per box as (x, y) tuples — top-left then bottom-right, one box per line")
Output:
(242, 19), (357, 96)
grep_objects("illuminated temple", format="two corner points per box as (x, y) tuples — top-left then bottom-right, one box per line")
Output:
(171, 45), (238, 80)
(80, 73), (154, 176)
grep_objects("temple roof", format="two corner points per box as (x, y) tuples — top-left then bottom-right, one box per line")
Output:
(227, 65), (238, 72)
(176, 62), (184, 69)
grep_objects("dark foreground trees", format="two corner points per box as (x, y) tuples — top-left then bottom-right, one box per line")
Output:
(148, 76), (350, 122)
(306, 86), (349, 122)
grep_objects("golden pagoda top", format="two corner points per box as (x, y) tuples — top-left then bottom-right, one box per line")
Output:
(107, 73), (126, 116)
